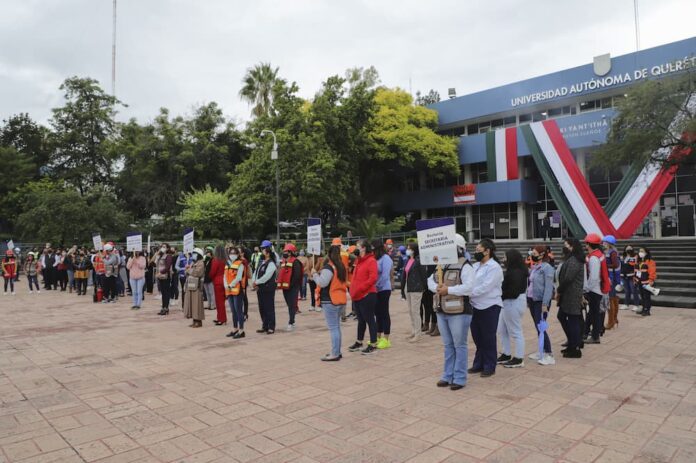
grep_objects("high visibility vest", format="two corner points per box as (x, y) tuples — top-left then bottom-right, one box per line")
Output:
(224, 260), (243, 296)
(276, 256), (296, 290)
(340, 251), (352, 285)
(93, 255), (105, 274)
(328, 262), (347, 305)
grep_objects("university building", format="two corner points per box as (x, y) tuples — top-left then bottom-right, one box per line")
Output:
(394, 36), (696, 241)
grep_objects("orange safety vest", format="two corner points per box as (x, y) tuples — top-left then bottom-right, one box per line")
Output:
(328, 262), (348, 305)
(340, 251), (352, 285)
(276, 256), (296, 290)
(224, 260), (244, 296)
(93, 255), (105, 274)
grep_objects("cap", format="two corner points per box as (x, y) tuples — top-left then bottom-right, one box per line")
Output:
(283, 243), (297, 253)
(104, 243), (114, 251)
(331, 237), (342, 246)
(192, 247), (205, 257)
(261, 240), (273, 248)
(385, 239), (393, 245)
(602, 235), (617, 245)
(584, 233), (602, 245)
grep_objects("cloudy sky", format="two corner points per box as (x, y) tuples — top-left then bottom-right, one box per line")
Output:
(1, 0), (694, 126)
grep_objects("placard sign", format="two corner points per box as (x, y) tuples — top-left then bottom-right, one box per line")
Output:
(416, 217), (458, 266)
(7, 240), (14, 251)
(126, 232), (142, 252)
(92, 233), (103, 251)
(183, 228), (194, 254)
(307, 218), (322, 256)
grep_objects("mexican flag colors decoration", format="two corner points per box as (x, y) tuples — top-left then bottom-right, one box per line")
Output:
(485, 127), (519, 182)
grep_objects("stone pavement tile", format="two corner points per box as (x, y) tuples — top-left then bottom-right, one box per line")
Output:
(251, 448), (302, 463)
(240, 434), (284, 455)
(91, 448), (153, 463)
(557, 421), (594, 440)
(145, 440), (188, 462)
(484, 444), (530, 463)
(74, 440), (114, 462)
(563, 442), (604, 462)
(514, 429), (576, 457)
(403, 446), (453, 463)
(381, 432), (432, 455)
(273, 427), (322, 447)
(594, 449), (634, 463)
(327, 447), (399, 463)
(2, 439), (42, 461)
(169, 433), (210, 454)
(101, 434), (139, 454)
(32, 433), (69, 453)
(16, 447), (82, 463)
(582, 427), (646, 455)
(177, 448), (229, 463)
(516, 452), (557, 463)
(217, 441), (263, 462)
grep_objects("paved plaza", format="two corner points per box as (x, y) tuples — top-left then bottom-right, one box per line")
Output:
(1, 289), (696, 463)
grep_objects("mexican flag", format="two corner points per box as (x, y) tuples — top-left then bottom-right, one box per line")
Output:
(485, 127), (519, 182)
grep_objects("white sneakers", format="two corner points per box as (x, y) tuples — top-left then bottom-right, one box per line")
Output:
(631, 305), (642, 313)
(619, 304), (629, 310)
(286, 324), (295, 332)
(538, 354), (556, 366)
(528, 352), (540, 360)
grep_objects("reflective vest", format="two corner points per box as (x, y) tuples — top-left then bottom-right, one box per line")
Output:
(93, 255), (105, 274)
(327, 262), (347, 305)
(435, 258), (473, 315)
(224, 260), (243, 296)
(276, 256), (296, 290)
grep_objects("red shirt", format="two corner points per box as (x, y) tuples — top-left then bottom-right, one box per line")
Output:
(349, 253), (378, 301)
(209, 258), (226, 285)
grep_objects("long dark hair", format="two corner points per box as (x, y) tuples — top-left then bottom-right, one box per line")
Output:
(214, 245), (226, 262)
(357, 239), (372, 254)
(565, 238), (585, 263)
(372, 239), (385, 260)
(328, 245), (347, 282)
(478, 238), (497, 261)
(505, 249), (526, 272)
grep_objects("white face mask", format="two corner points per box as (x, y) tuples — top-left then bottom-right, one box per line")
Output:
(229, 254), (238, 261)
(160, 247), (166, 253)
(406, 249), (414, 257)
(638, 251), (646, 259)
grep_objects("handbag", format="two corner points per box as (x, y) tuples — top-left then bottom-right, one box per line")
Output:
(186, 275), (201, 291)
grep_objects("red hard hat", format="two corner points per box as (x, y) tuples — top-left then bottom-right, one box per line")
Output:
(584, 233), (602, 245)
(283, 243), (297, 253)
(385, 239), (393, 245)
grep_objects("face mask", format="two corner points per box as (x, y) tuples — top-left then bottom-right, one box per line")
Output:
(406, 249), (414, 257)
(387, 245), (393, 250)
(299, 251), (305, 256)
(532, 255), (541, 262)
(229, 254), (238, 261)
(474, 251), (485, 262)
(353, 248), (361, 257)
(638, 251), (646, 259)
(192, 254), (199, 261)
(282, 252), (289, 259)
(627, 249), (634, 255)
(562, 247), (571, 257)
(160, 247), (166, 253)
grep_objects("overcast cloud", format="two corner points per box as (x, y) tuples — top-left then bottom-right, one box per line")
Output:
(0, 0), (694, 126)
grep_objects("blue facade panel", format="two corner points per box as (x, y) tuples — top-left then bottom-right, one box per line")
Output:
(432, 37), (695, 125)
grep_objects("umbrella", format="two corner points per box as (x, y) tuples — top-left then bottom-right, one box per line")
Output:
(537, 312), (549, 360)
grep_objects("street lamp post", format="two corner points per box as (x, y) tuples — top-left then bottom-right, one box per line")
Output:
(260, 130), (280, 244)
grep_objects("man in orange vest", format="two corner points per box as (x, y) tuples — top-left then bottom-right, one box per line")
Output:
(277, 243), (303, 331)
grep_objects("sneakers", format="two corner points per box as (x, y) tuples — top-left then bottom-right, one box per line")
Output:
(348, 342), (363, 352)
(496, 354), (512, 364)
(562, 348), (582, 358)
(619, 304), (629, 310)
(632, 305), (642, 314)
(361, 344), (377, 355)
(315, 306), (322, 313)
(527, 352), (541, 361)
(503, 357), (524, 368)
(376, 338), (391, 349)
(538, 354), (556, 366)
(308, 307), (315, 312)
(286, 324), (295, 332)
(29, 290), (33, 294)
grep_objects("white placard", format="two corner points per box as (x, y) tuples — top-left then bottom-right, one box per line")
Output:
(7, 240), (14, 251)
(416, 218), (459, 266)
(307, 218), (322, 255)
(92, 233), (103, 251)
(126, 233), (142, 252)
(183, 228), (194, 254)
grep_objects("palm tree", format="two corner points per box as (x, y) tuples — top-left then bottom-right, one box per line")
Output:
(239, 63), (280, 118)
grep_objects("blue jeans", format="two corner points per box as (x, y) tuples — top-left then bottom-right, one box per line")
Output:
(130, 278), (144, 307)
(499, 294), (526, 358)
(470, 305), (501, 373)
(300, 275), (308, 299)
(437, 312), (472, 386)
(622, 276), (639, 306)
(322, 303), (343, 357)
(67, 270), (75, 289)
(228, 294), (244, 329)
(528, 298), (552, 354)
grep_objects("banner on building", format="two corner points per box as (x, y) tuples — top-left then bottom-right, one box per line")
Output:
(183, 228), (194, 254)
(453, 184), (476, 205)
(307, 218), (322, 256)
(126, 232), (143, 252)
(92, 233), (103, 251)
(416, 217), (458, 266)
(486, 127), (519, 182)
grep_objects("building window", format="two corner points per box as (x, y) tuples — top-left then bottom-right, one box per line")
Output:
(519, 114), (532, 125)
(467, 123), (478, 135)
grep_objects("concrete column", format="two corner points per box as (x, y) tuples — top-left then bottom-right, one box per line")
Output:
(463, 164), (474, 242)
(576, 150), (587, 178)
(517, 202), (527, 240)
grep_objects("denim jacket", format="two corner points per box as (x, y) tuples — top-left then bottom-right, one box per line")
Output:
(528, 261), (554, 308)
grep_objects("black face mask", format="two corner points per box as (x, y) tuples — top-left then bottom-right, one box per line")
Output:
(282, 253), (289, 259)
(532, 255), (541, 262)
(353, 248), (361, 257)
(474, 251), (485, 262)
(627, 249), (634, 256)
(562, 247), (571, 257)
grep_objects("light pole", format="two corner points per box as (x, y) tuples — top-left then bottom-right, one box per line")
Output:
(260, 130), (280, 244)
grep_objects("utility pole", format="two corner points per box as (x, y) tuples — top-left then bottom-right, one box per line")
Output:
(112, 0), (117, 96)
(633, 0), (640, 52)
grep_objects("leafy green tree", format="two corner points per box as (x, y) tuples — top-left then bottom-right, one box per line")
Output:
(415, 89), (441, 106)
(178, 186), (236, 239)
(239, 62), (283, 118)
(0, 146), (36, 232)
(49, 77), (122, 195)
(592, 70), (696, 170)
(369, 88), (459, 174)
(0, 113), (51, 177)
(340, 214), (406, 240)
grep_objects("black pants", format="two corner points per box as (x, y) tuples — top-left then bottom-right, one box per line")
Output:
(77, 278), (88, 295)
(28, 275), (40, 291)
(558, 310), (582, 349)
(4, 277), (14, 293)
(355, 292), (377, 344)
(585, 292), (603, 340)
(640, 286), (652, 312)
(157, 277), (171, 309)
(58, 270), (68, 290)
(283, 288), (299, 325)
(421, 290), (434, 325)
(257, 289), (276, 331)
(308, 280), (317, 307)
(242, 287), (249, 318)
(470, 305), (501, 373)
(375, 290), (391, 335)
(170, 275), (179, 300)
(103, 275), (117, 301)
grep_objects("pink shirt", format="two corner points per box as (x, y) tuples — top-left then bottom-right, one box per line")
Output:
(405, 258), (415, 278)
(127, 256), (147, 280)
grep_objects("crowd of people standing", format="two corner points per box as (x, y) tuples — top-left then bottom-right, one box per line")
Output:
(4, 232), (659, 391)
